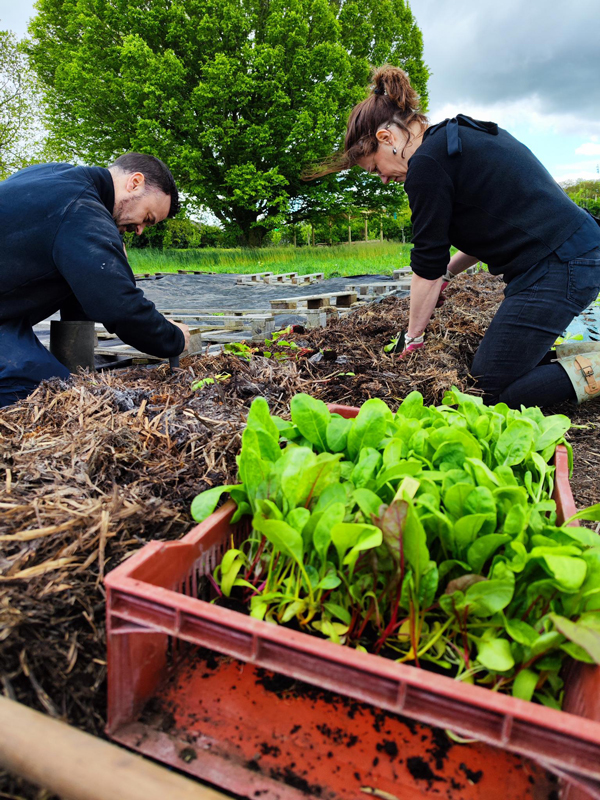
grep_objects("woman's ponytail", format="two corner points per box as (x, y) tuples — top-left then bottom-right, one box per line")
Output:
(370, 64), (421, 113)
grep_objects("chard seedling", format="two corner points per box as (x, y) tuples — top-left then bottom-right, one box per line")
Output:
(191, 390), (600, 705)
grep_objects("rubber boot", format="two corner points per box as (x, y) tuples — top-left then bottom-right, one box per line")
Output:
(556, 346), (600, 403)
(554, 340), (600, 359)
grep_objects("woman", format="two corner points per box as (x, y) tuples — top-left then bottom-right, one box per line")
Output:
(315, 66), (600, 407)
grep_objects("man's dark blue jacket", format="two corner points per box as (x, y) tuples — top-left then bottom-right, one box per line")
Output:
(0, 162), (184, 357)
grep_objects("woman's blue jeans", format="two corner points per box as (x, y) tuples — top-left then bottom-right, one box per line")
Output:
(471, 246), (600, 408)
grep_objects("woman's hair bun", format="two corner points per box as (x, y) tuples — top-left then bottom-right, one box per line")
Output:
(371, 64), (420, 112)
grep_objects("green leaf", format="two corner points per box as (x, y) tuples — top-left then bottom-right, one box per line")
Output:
(347, 398), (392, 460)
(191, 484), (242, 522)
(541, 555), (587, 592)
(467, 534), (511, 574)
(444, 482), (475, 519)
(313, 502), (345, 564)
(323, 602), (352, 625)
(565, 502), (600, 525)
(442, 386), (484, 407)
(464, 573), (515, 617)
(534, 415), (570, 452)
(453, 514), (490, 553)
(290, 394), (331, 451)
(494, 420), (535, 467)
(351, 447), (382, 488)
(477, 638), (515, 672)
(253, 516), (304, 565)
(280, 446), (318, 509)
(464, 458), (500, 491)
(353, 488), (384, 521)
(246, 396), (279, 442)
(419, 561), (439, 607)
(396, 391), (425, 419)
(221, 557), (245, 597)
(402, 502), (430, 584)
(512, 669), (538, 701)
(326, 416), (352, 452)
(375, 460), (423, 491)
(550, 613), (600, 664)
(231, 501), (252, 524)
(286, 507), (310, 533)
(331, 522), (381, 566)
(504, 618), (539, 646)
(560, 642), (596, 664)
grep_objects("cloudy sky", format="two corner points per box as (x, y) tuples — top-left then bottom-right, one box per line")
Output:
(410, 0), (600, 183)
(3, 0), (599, 183)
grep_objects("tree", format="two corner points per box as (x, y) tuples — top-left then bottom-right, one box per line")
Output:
(0, 30), (42, 177)
(27, 0), (428, 245)
(561, 179), (600, 217)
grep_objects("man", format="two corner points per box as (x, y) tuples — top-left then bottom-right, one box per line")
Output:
(0, 153), (190, 407)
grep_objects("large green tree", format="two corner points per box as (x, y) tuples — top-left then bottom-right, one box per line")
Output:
(0, 30), (42, 178)
(27, 0), (428, 245)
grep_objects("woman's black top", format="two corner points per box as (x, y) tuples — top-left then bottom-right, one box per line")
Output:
(404, 115), (600, 293)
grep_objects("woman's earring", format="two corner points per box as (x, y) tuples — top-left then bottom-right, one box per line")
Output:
(393, 148), (397, 155)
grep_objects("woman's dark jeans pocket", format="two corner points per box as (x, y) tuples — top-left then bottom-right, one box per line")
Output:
(566, 249), (600, 308)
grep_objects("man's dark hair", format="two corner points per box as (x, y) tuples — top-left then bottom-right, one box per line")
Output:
(111, 152), (180, 218)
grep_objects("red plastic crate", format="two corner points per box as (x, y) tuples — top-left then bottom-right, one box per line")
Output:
(106, 405), (598, 799)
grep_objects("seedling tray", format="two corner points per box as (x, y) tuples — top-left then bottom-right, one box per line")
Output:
(106, 406), (599, 799)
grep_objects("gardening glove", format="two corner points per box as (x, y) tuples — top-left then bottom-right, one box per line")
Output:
(436, 270), (454, 308)
(397, 332), (425, 358)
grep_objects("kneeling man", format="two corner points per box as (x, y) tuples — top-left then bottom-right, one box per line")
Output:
(0, 153), (189, 407)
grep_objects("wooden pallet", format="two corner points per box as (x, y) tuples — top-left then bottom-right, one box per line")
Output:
(346, 281), (410, 297)
(270, 291), (357, 310)
(263, 272), (298, 284)
(393, 267), (412, 280)
(235, 272), (273, 284)
(162, 312), (274, 334)
(95, 327), (204, 363)
(291, 272), (324, 285)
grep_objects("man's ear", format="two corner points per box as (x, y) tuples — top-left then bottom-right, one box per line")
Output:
(375, 128), (394, 146)
(126, 171), (146, 193)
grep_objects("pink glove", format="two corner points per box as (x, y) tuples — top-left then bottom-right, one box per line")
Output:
(398, 337), (424, 358)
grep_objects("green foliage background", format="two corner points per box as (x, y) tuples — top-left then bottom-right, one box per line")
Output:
(26, 0), (429, 245)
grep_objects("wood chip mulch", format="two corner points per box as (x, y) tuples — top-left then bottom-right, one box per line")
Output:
(0, 272), (598, 798)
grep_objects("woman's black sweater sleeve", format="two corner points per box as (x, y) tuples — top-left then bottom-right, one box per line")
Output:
(405, 154), (455, 280)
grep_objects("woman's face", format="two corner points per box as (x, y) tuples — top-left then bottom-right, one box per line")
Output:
(357, 123), (422, 184)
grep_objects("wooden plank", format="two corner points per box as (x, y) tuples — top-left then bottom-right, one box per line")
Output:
(0, 696), (227, 800)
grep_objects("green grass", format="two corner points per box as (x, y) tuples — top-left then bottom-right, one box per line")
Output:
(128, 241), (413, 278)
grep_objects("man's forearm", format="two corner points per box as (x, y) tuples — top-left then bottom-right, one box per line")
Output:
(447, 251), (479, 276)
(407, 274), (444, 338)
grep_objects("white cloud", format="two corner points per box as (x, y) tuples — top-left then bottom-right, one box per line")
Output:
(555, 171), (600, 184)
(575, 143), (600, 156)
(555, 159), (600, 172)
(411, 0), (600, 123)
(428, 97), (600, 140)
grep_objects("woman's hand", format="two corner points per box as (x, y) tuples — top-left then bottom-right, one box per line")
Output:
(406, 274), (445, 340)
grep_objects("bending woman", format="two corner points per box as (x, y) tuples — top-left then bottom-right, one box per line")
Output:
(315, 66), (600, 408)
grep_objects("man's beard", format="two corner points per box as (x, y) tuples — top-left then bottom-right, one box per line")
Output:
(113, 196), (142, 233)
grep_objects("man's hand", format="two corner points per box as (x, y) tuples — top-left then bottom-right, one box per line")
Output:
(170, 320), (190, 353)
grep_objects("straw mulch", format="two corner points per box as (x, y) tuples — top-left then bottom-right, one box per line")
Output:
(1, 272), (598, 799)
